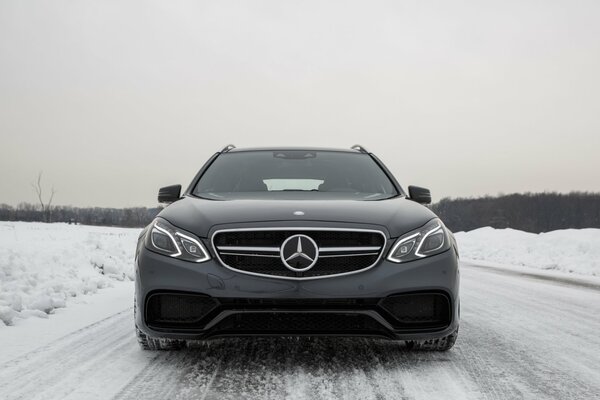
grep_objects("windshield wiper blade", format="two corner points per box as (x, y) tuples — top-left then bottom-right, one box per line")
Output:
(279, 189), (319, 192)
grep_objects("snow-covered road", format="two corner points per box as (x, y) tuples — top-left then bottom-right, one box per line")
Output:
(1, 263), (599, 400)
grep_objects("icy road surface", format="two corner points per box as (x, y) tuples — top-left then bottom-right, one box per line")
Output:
(1, 263), (599, 400)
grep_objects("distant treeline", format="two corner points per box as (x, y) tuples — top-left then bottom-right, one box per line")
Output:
(0, 203), (161, 228)
(432, 192), (600, 233)
(1, 192), (599, 232)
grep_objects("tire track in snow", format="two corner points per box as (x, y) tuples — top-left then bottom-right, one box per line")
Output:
(113, 344), (226, 400)
(0, 309), (154, 400)
(117, 265), (599, 400)
(113, 351), (192, 400)
(2, 264), (600, 400)
(100, 267), (600, 400)
(459, 267), (600, 399)
(0, 308), (131, 368)
(0, 311), (133, 399)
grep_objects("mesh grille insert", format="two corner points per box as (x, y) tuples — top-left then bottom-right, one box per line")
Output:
(210, 313), (389, 336)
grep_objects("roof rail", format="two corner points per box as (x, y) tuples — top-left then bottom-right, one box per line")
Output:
(220, 144), (236, 153)
(351, 144), (369, 153)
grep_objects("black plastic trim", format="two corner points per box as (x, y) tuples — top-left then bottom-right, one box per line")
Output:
(143, 290), (453, 336)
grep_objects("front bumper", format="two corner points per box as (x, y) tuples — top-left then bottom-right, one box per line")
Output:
(135, 246), (460, 341)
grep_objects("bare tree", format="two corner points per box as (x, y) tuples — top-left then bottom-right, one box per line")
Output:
(31, 172), (56, 222)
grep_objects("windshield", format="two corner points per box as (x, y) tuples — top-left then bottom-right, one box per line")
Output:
(193, 150), (399, 200)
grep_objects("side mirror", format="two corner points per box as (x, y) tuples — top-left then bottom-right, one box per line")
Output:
(408, 185), (431, 205)
(158, 184), (181, 204)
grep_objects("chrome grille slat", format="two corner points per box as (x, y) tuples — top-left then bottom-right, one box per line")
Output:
(216, 246), (280, 252)
(212, 228), (386, 280)
(216, 245), (382, 253)
(219, 252), (282, 258)
(320, 246), (382, 252)
(319, 252), (380, 258)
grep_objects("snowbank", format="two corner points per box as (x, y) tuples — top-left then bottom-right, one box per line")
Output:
(0, 222), (141, 326)
(455, 227), (600, 277)
(2, 222), (598, 326)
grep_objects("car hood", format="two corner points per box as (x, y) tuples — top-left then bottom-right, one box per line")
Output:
(157, 196), (437, 238)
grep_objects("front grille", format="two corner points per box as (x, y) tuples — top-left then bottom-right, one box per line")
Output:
(213, 228), (386, 278)
(213, 230), (382, 247)
(209, 312), (389, 337)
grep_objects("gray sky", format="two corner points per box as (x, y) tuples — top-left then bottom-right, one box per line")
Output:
(1, 0), (599, 208)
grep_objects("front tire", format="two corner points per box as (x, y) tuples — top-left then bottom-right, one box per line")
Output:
(406, 327), (458, 351)
(136, 326), (185, 350)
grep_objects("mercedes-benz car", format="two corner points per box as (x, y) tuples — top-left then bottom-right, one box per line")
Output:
(134, 145), (460, 351)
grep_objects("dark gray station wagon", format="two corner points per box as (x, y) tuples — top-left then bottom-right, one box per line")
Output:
(134, 145), (460, 351)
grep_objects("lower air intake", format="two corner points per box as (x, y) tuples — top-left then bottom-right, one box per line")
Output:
(379, 293), (451, 328)
(208, 312), (391, 337)
(145, 293), (218, 328)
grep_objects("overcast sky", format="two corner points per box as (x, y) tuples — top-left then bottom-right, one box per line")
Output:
(1, 0), (599, 208)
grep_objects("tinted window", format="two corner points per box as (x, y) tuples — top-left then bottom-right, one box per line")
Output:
(193, 150), (398, 200)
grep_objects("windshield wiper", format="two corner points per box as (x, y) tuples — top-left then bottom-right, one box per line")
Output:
(279, 189), (319, 192)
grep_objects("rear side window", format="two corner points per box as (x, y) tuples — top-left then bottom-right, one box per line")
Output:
(193, 150), (398, 200)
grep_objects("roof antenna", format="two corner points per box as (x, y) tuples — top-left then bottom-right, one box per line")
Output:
(220, 144), (236, 153)
(351, 144), (369, 153)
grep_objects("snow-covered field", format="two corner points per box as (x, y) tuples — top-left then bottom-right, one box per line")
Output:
(1, 222), (600, 399)
(455, 227), (600, 277)
(0, 222), (140, 326)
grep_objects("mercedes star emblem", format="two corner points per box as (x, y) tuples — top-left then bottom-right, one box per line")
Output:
(280, 234), (319, 272)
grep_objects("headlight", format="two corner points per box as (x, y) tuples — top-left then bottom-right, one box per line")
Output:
(145, 217), (211, 263)
(387, 218), (451, 263)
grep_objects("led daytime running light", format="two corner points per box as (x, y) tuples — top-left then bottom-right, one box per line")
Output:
(415, 222), (443, 258)
(147, 219), (211, 263)
(151, 223), (182, 257)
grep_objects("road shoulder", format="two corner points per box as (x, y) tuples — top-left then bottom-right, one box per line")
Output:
(0, 281), (134, 364)
(461, 259), (600, 291)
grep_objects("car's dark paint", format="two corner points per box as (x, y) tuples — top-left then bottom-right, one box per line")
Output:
(158, 195), (436, 239)
(135, 244), (459, 341)
(135, 146), (460, 348)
